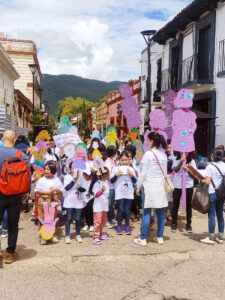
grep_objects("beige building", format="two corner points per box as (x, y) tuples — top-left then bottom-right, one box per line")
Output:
(96, 100), (108, 134)
(0, 33), (42, 134)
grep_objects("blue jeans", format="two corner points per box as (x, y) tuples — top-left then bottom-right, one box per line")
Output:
(65, 208), (82, 236)
(107, 189), (115, 223)
(140, 188), (165, 239)
(117, 199), (133, 227)
(208, 193), (224, 237)
(2, 210), (8, 231)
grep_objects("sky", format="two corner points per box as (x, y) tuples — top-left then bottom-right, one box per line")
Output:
(0, 0), (192, 82)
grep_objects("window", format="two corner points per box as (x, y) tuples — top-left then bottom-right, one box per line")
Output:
(156, 58), (162, 92)
(198, 26), (211, 80)
(110, 117), (114, 125)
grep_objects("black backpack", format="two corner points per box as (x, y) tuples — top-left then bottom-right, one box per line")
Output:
(211, 164), (225, 201)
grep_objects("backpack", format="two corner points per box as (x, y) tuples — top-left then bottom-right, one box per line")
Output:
(0, 150), (30, 196)
(211, 164), (225, 201)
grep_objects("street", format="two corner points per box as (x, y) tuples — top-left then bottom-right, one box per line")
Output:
(1, 209), (225, 300)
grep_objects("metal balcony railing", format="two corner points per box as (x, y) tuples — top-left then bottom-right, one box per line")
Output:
(182, 55), (195, 84)
(161, 69), (170, 92)
(218, 39), (225, 74)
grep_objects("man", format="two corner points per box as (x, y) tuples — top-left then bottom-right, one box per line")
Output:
(0, 130), (29, 264)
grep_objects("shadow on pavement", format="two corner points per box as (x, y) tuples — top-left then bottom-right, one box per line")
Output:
(16, 244), (37, 261)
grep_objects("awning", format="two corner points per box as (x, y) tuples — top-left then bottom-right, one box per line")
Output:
(191, 109), (216, 119)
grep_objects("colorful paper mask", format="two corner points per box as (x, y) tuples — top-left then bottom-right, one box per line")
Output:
(130, 128), (138, 141)
(35, 130), (51, 142)
(72, 143), (88, 170)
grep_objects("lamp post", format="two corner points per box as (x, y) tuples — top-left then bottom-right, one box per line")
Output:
(141, 30), (156, 127)
(28, 64), (39, 141)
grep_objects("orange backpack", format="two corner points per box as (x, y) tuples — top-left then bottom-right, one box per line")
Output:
(0, 150), (30, 195)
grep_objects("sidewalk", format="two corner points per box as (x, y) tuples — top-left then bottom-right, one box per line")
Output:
(0, 210), (224, 300)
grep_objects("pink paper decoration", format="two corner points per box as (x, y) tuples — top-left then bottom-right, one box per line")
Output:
(149, 109), (168, 142)
(162, 90), (177, 140)
(42, 112), (48, 120)
(119, 84), (142, 129)
(171, 89), (197, 210)
(39, 201), (59, 240)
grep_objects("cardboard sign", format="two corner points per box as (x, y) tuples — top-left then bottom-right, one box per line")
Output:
(60, 115), (72, 134)
(105, 125), (117, 148)
(134, 140), (144, 163)
(63, 143), (76, 159)
(119, 84), (142, 129)
(72, 143), (88, 170)
(53, 133), (82, 149)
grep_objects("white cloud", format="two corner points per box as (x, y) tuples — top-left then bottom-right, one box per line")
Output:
(0, 0), (192, 81)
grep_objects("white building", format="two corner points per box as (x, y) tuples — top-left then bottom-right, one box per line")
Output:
(141, 0), (225, 156)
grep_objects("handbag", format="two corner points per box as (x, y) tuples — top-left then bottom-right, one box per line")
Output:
(192, 182), (210, 214)
(211, 164), (225, 202)
(151, 150), (174, 194)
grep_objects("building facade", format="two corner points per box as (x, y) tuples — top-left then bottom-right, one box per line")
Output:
(86, 106), (96, 133)
(141, 0), (225, 156)
(96, 100), (108, 134)
(107, 80), (140, 137)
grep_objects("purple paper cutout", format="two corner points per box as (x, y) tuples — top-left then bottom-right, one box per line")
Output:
(171, 89), (196, 210)
(72, 143), (87, 170)
(119, 84), (142, 129)
(39, 201), (59, 240)
(162, 90), (177, 140)
(36, 141), (48, 151)
(174, 89), (194, 108)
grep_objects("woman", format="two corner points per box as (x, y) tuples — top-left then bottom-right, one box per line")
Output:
(171, 152), (196, 233)
(201, 148), (225, 244)
(134, 132), (168, 246)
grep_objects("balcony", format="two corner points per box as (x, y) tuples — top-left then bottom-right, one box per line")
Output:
(218, 39), (225, 77)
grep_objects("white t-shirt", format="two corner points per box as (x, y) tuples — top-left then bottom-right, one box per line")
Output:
(79, 175), (92, 203)
(172, 159), (196, 189)
(63, 174), (86, 209)
(111, 166), (136, 200)
(43, 152), (57, 163)
(205, 161), (225, 194)
(93, 180), (109, 212)
(34, 176), (63, 194)
(141, 150), (167, 178)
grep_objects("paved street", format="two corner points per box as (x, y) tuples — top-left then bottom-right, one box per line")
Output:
(1, 209), (225, 300)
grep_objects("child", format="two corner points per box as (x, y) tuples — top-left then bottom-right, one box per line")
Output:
(90, 167), (110, 245)
(104, 146), (117, 228)
(110, 151), (137, 234)
(63, 163), (86, 243)
(79, 168), (94, 232)
(35, 160), (63, 245)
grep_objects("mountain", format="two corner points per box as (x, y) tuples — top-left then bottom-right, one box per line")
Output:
(40, 74), (123, 116)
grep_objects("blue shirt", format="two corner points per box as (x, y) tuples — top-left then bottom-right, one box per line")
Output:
(0, 146), (29, 173)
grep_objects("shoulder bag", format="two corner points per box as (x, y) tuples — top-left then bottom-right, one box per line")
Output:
(151, 150), (174, 194)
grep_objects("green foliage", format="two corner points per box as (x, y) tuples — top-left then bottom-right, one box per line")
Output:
(40, 74), (123, 116)
(56, 96), (95, 121)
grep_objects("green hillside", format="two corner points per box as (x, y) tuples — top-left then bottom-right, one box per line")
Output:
(40, 74), (123, 116)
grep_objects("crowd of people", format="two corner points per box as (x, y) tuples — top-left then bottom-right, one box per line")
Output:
(0, 128), (225, 264)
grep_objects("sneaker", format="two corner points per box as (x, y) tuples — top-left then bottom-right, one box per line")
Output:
(171, 224), (177, 232)
(157, 237), (164, 245)
(99, 234), (109, 240)
(134, 237), (147, 246)
(52, 236), (59, 244)
(76, 235), (83, 243)
(200, 237), (215, 244)
(105, 221), (113, 229)
(5, 252), (19, 264)
(82, 225), (89, 231)
(117, 226), (123, 235)
(216, 236), (224, 244)
(111, 219), (117, 225)
(1, 230), (8, 238)
(125, 226), (131, 235)
(65, 236), (71, 244)
(92, 237), (101, 245)
(89, 226), (94, 232)
(186, 225), (192, 233)
(40, 238), (47, 245)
